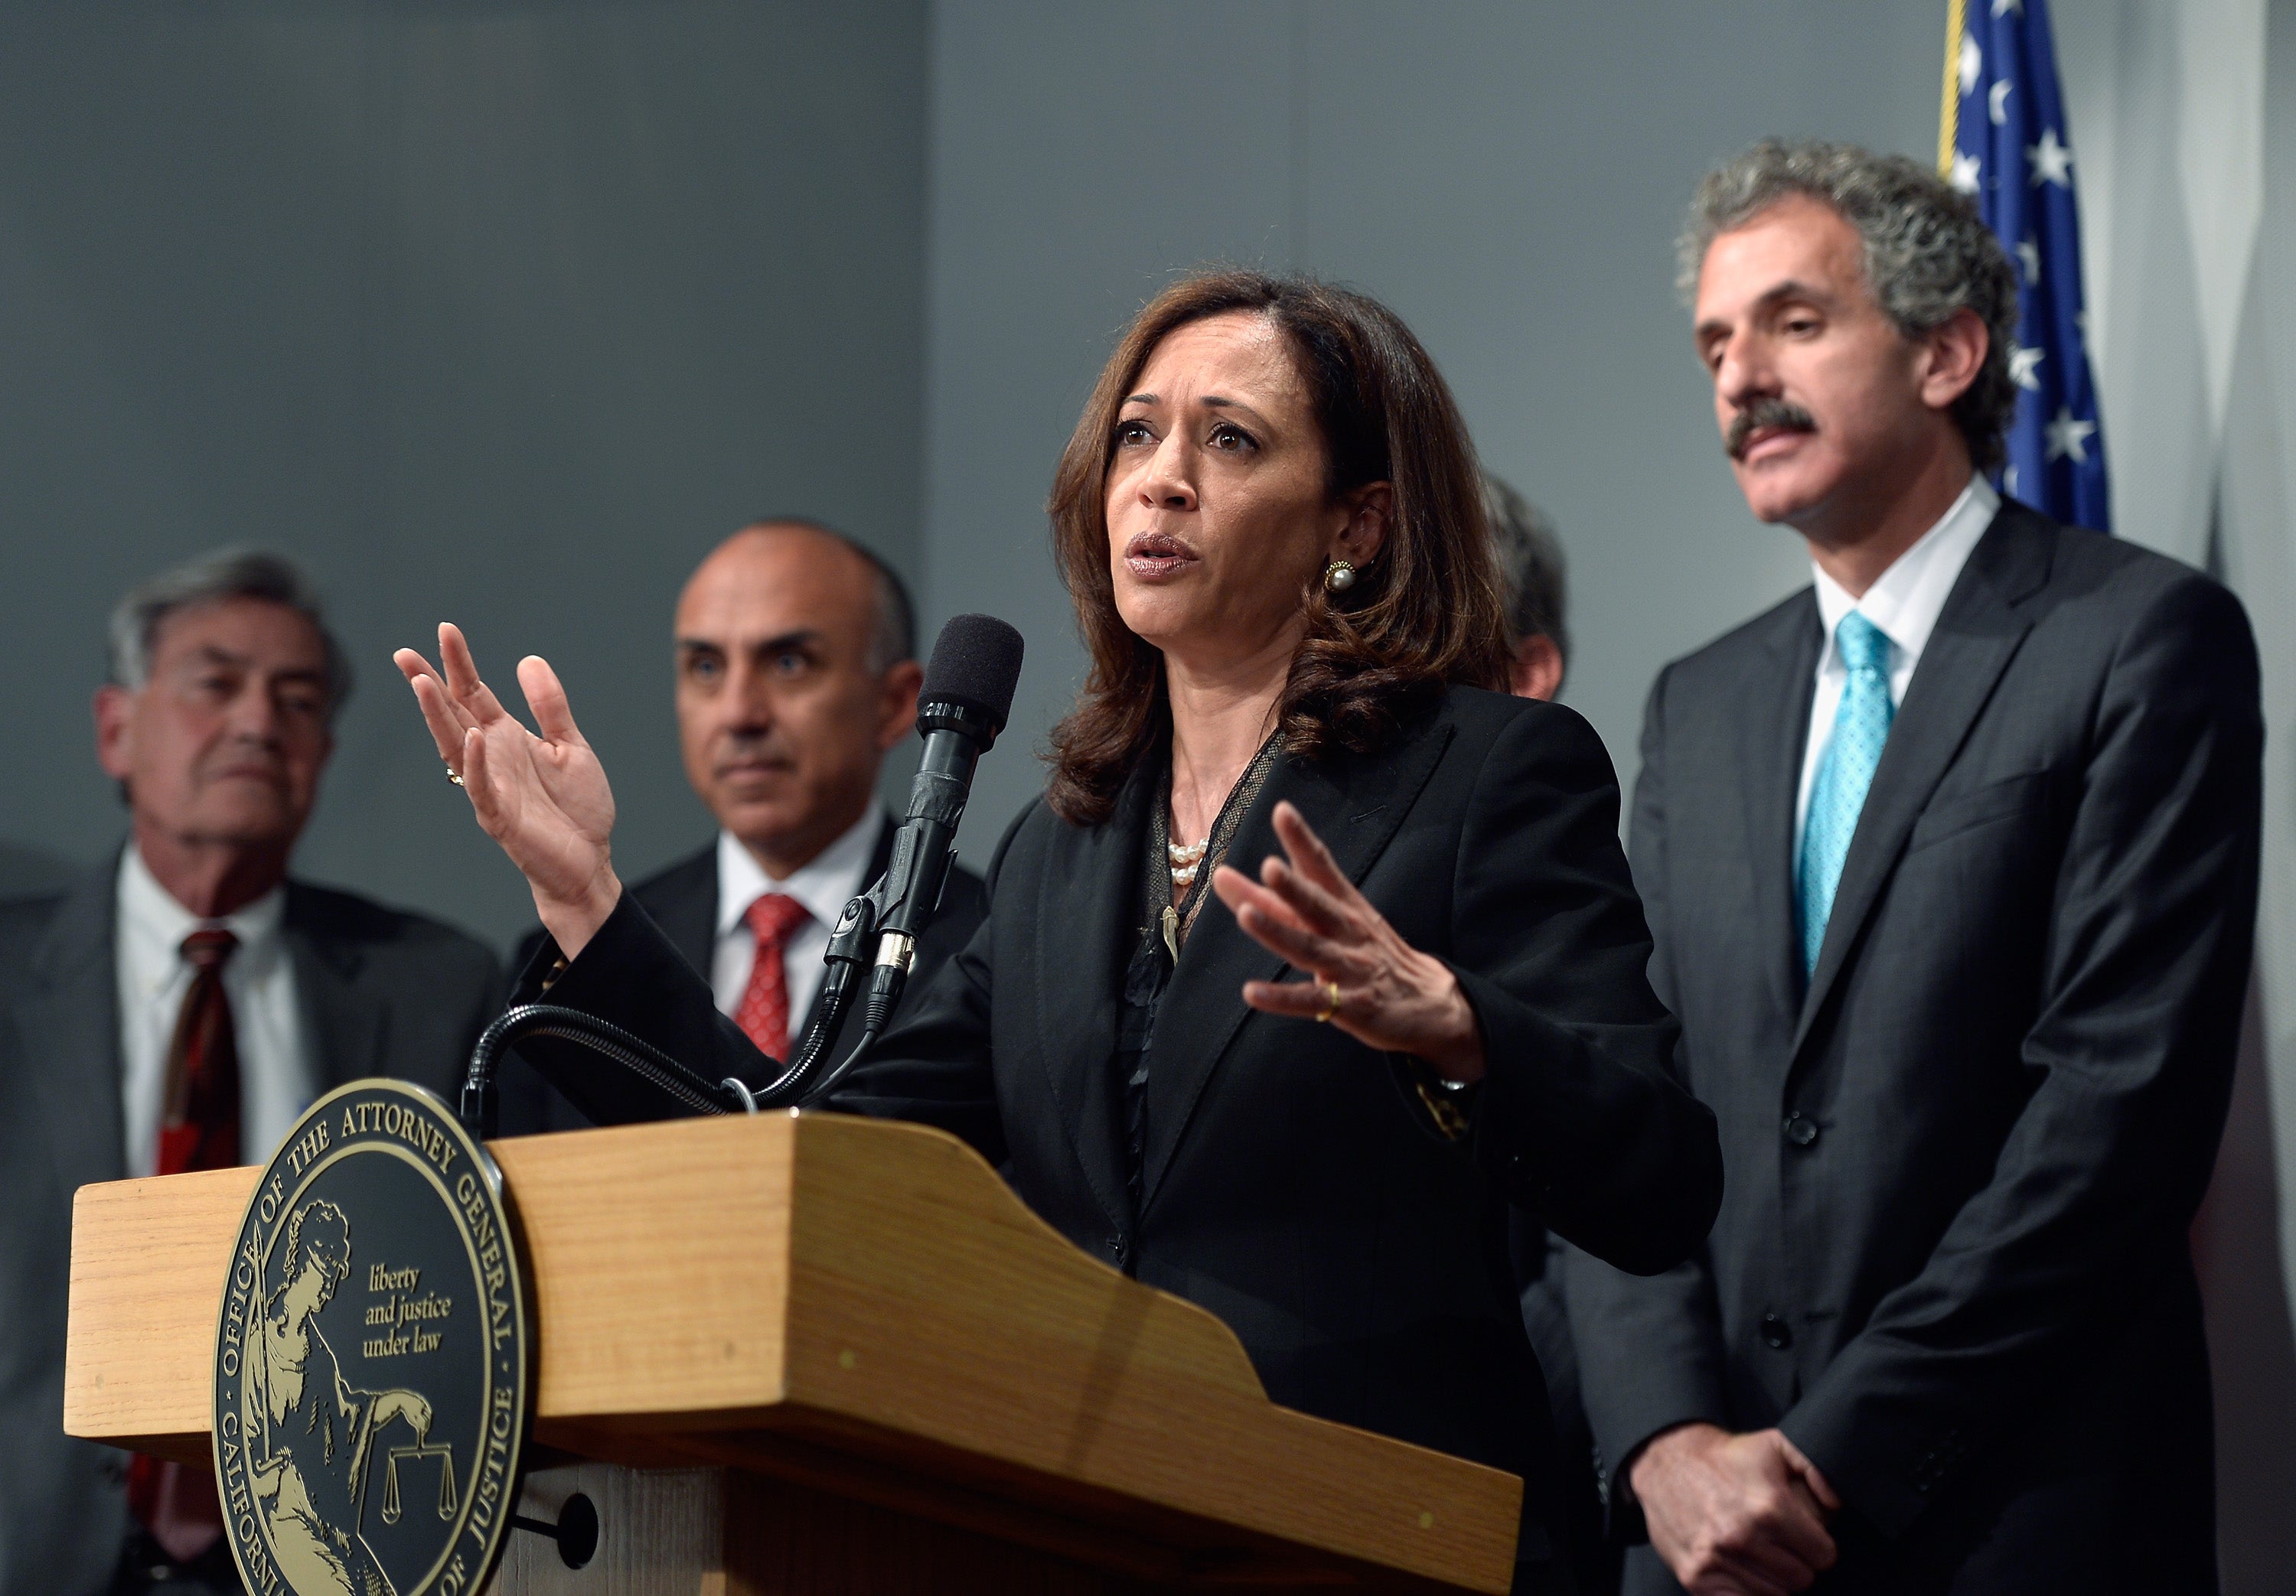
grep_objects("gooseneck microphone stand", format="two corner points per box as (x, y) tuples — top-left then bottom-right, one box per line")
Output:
(452, 885), (887, 1141)
(456, 613), (1023, 1143)
(458, 1005), (754, 1138)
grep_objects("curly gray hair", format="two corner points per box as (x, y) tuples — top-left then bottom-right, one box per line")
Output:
(107, 547), (354, 721)
(1680, 139), (2019, 473)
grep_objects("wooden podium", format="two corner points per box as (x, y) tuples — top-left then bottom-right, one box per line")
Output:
(65, 1112), (1520, 1593)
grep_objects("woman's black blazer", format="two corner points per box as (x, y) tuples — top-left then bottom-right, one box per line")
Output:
(523, 686), (1722, 1571)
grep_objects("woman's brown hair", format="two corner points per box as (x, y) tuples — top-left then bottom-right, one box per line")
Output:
(1044, 269), (1510, 826)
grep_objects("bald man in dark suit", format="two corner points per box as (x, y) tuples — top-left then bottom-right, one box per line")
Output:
(501, 521), (984, 1129)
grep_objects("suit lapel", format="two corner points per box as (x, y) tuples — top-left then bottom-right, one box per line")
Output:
(654, 848), (722, 982)
(1739, 595), (1822, 1030)
(1792, 508), (2052, 1057)
(1138, 715), (1454, 1214)
(15, 865), (128, 1194)
(285, 886), (388, 1092)
(1033, 766), (1153, 1235)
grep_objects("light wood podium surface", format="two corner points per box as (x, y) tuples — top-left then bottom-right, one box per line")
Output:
(66, 1112), (1521, 1593)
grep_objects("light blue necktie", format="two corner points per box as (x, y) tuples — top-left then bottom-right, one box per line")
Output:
(1799, 612), (1894, 978)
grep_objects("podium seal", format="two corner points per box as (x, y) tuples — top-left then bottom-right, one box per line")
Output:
(212, 1080), (530, 1596)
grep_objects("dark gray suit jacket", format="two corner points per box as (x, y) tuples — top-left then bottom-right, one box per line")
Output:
(1567, 503), (2262, 1594)
(0, 860), (501, 1596)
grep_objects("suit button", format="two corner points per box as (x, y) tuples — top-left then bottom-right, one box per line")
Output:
(1783, 1112), (1819, 1148)
(1760, 1313), (1793, 1350)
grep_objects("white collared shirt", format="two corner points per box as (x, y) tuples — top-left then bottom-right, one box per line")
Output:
(1795, 474), (1999, 853)
(709, 808), (886, 1028)
(116, 845), (318, 1177)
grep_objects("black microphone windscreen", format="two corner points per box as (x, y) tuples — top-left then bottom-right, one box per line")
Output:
(921, 614), (1024, 729)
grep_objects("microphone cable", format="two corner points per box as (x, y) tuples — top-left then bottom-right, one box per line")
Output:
(458, 1005), (756, 1139)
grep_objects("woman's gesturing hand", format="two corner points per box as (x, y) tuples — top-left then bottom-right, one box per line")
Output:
(393, 624), (622, 958)
(1211, 800), (1486, 1083)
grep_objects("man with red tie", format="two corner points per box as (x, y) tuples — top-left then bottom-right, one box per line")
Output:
(0, 549), (501, 1596)
(504, 520), (987, 1128)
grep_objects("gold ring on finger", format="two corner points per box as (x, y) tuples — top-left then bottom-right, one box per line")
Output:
(1314, 979), (1342, 1023)
(446, 767), (465, 787)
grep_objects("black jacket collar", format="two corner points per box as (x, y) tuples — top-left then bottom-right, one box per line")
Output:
(1028, 709), (1456, 1227)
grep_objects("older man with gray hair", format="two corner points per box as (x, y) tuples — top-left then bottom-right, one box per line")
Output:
(0, 549), (499, 1596)
(1566, 142), (2261, 1594)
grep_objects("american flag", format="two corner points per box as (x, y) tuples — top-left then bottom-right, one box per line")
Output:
(1943, 0), (2110, 531)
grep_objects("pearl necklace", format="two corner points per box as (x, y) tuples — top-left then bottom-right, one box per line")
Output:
(1167, 834), (1210, 891)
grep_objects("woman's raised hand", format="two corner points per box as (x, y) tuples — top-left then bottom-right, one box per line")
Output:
(393, 624), (621, 957)
(1212, 800), (1486, 1083)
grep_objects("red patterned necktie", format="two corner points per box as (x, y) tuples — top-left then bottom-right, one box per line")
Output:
(732, 894), (810, 1061)
(127, 928), (241, 1563)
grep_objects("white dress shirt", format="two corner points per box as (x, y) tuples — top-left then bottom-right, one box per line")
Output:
(116, 846), (318, 1177)
(709, 808), (886, 1025)
(1795, 474), (2000, 854)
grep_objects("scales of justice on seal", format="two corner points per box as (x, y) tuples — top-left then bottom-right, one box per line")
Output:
(61, 620), (1519, 1595)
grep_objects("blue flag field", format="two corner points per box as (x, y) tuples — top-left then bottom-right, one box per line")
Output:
(1942, 0), (2111, 531)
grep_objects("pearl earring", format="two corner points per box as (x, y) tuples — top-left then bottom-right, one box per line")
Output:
(1323, 559), (1357, 593)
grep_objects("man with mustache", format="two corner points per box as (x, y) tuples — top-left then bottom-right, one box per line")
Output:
(504, 520), (986, 1129)
(0, 549), (500, 1596)
(1566, 142), (2261, 1594)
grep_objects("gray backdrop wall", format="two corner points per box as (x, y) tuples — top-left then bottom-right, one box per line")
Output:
(0, 0), (929, 942)
(923, 0), (1939, 849)
(0, 0), (1947, 939)
(4, 4), (2290, 1584)
(0, 0), (1952, 932)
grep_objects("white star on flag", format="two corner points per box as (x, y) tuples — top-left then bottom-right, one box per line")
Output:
(1958, 34), (1983, 97)
(2028, 128), (2073, 187)
(2044, 407), (2096, 463)
(1992, 0), (2024, 14)
(2017, 236), (2041, 282)
(2007, 344), (2045, 390)
(1950, 151), (1981, 195)
(1990, 81), (2013, 125)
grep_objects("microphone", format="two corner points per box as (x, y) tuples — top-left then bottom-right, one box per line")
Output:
(756, 614), (1024, 1107)
(876, 614), (1025, 956)
(493, 614), (1024, 1129)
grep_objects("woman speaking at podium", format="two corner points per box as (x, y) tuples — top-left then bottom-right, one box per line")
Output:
(398, 270), (1720, 1591)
